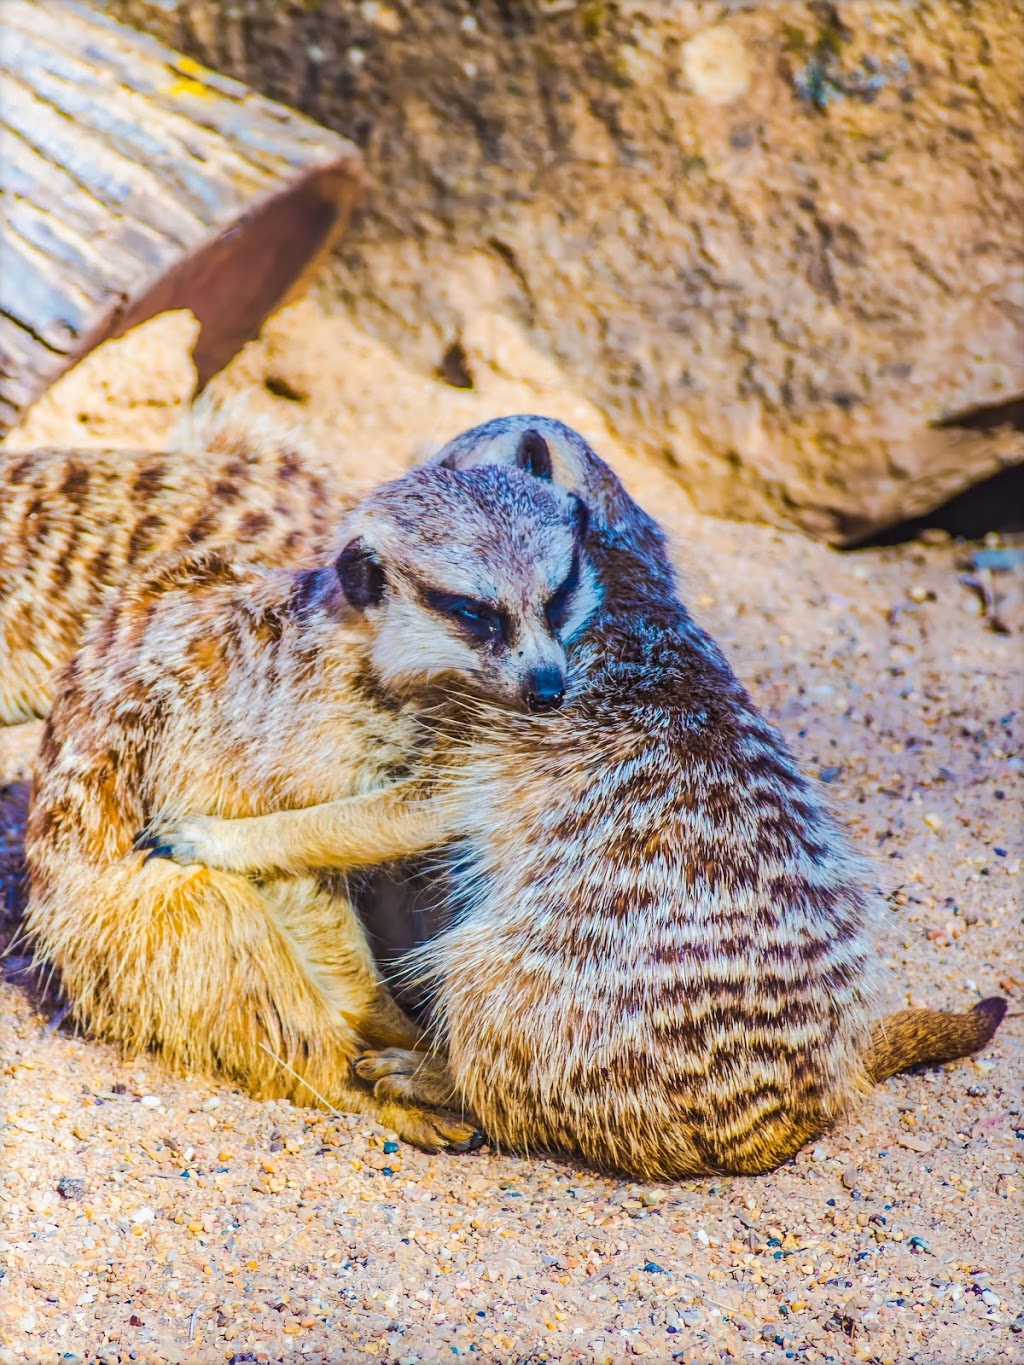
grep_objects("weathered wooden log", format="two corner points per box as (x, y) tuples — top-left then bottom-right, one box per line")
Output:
(0, 0), (364, 437)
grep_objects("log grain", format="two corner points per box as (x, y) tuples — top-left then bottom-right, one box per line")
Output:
(0, 0), (364, 436)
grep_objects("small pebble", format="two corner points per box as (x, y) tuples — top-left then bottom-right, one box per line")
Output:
(56, 1176), (86, 1200)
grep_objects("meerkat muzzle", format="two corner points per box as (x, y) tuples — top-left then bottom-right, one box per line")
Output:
(524, 664), (566, 712)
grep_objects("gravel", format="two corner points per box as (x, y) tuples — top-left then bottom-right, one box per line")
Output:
(1, 298), (1020, 1363)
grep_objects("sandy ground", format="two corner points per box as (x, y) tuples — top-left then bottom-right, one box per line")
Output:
(0, 293), (1021, 1364)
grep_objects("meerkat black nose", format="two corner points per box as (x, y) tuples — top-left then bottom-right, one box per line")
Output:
(525, 665), (565, 712)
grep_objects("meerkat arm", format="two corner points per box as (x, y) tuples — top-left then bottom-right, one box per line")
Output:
(136, 781), (454, 876)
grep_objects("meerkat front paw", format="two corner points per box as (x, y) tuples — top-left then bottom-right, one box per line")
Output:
(134, 814), (237, 870)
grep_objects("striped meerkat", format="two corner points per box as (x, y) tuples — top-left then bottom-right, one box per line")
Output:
(187, 416), (1004, 1178)
(23, 457), (595, 1151)
(0, 399), (343, 727)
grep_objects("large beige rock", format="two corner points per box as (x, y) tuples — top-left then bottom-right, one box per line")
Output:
(110, 0), (1023, 542)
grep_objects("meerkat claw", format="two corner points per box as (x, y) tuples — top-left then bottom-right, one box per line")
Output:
(133, 830), (176, 861)
(134, 821), (205, 867)
(142, 842), (176, 863)
(452, 1129), (486, 1153)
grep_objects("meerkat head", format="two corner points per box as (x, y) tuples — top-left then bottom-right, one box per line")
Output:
(431, 415), (601, 511)
(333, 464), (598, 712)
(430, 415), (675, 595)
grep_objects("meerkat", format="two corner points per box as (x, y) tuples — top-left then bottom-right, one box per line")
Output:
(24, 458), (596, 1151)
(168, 416), (1006, 1178)
(0, 398), (343, 726)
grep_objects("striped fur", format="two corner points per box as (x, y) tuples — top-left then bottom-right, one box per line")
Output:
(23, 459), (592, 1152)
(356, 416), (1006, 1178)
(0, 397), (341, 725)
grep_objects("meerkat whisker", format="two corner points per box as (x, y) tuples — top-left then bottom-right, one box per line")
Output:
(257, 1043), (343, 1117)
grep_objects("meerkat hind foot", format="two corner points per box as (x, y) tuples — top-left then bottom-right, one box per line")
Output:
(373, 1097), (483, 1154)
(354, 1048), (466, 1112)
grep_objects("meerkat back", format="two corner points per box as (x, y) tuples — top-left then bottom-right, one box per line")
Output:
(394, 416), (1006, 1179)
(0, 399), (341, 725)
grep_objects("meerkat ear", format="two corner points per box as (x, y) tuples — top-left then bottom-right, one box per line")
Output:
(336, 538), (386, 609)
(567, 493), (590, 543)
(515, 429), (553, 481)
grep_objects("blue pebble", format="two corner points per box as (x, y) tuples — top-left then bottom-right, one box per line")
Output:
(644, 1261), (665, 1273)
(383, 1141), (400, 1154)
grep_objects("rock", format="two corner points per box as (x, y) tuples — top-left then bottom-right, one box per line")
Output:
(57, 1175), (86, 1200)
(681, 26), (750, 104)
(108, 0), (1023, 543)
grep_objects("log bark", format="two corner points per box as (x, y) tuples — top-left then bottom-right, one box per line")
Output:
(0, 0), (364, 437)
(106, 0), (1024, 543)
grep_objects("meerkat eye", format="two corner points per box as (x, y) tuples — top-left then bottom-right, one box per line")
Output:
(424, 589), (506, 644)
(545, 550), (581, 632)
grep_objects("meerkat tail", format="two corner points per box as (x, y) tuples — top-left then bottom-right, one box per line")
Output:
(865, 997), (1007, 1083)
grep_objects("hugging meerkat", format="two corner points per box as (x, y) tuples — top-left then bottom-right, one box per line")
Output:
(24, 457), (594, 1150)
(168, 416), (1005, 1178)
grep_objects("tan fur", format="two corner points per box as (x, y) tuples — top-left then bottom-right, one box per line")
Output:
(10, 406), (1004, 1172)
(215, 417), (1005, 1178)
(0, 398), (342, 726)
(24, 459), (592, 1151)
(865, 998), (1007, 1084)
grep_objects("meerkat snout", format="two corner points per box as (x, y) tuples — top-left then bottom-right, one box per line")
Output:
(524, 663), (565, 712)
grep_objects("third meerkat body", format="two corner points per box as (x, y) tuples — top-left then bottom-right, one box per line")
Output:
(0, 401), (341, 725)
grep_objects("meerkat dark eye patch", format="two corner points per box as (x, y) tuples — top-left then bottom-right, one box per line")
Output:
(423, 588), (508, 644)
(567, 493), (590, 544)
(545, 550), (581, 632)
(515, 430), (553, 482)
(336, 538), (386, 610)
